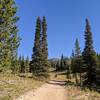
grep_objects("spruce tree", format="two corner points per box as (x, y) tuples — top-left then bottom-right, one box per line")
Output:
(18, 55), (22, 73)
(0, 0), (20, 72)
(64, 58), (71, 79)
(30, 17), (49, 78)
(82, 19), (98, 86)
(42, 16), (48, 60)
(30, 17), (41, 76)
(41, 16), (50, 75)
(74, 38), (83, 84)
(97, 54), (100, 67)
(96, 54), (100, 85)
(25, 56), (30, 73)
(71, 50), (75, 73)
(56, 60), (60, 71)
(20, 56), (25, 73)
(11, 54), (19, 74)
(71, 50), (76, 79)
(75, 38), (81, 57)
(60, 54), (65, 70)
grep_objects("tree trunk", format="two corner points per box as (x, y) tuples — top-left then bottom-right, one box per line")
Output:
(80, 73), (82, 86)
(75, 73), (78, 84)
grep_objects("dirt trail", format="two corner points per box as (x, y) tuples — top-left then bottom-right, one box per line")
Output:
(15, 80), (67, 100)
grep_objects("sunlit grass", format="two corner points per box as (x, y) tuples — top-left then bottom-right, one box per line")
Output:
(49, 72), (100, 100)
(65, 85), (100, 100)
(0, 73), (44, 100)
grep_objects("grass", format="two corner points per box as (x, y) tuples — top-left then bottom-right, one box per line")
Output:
(65, 85), (100, 100)
(50, 73), (66, 80)
(0, 73), (44, 100)
(64, 74), (100, 100)
(49, 69), (67, 81)
(1, 71), (100, 100)
(50, 71), (100, 100)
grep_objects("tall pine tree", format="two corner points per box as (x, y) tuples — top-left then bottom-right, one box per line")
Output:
(30, 17), (49, 78)
(41, 16), (50, 73)
(0, 0), (20, 72)
(82, 19), (98, 86)
(30, 17), (42, 76)
(74, 38), (83, 84)
(60, 54), (65, 70)
(42, 16), (48, 60)
(20, 56), (25, 73)
(25, 56), (30, 73)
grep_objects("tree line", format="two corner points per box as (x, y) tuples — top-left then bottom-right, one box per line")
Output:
(53, 19), (100, 89)
(71, 19), (100, 88)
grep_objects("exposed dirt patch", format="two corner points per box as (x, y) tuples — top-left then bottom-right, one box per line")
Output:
(15, 80), (67, 100)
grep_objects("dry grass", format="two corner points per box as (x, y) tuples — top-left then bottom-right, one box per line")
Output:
(0, 73), (44, 100)
(50, 72), (100, 100)
(50, 73), (66, 81)
(2, 72), (99, 100)
(65, 85), (100, 100)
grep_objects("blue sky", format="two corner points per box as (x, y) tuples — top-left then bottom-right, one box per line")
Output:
(16, 0), (100, 59)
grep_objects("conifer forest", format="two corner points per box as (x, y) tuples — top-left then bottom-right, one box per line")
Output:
(0, 0), (100, 100)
